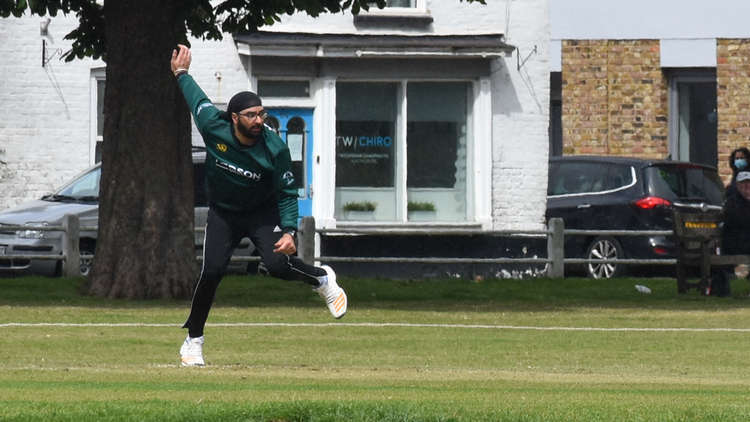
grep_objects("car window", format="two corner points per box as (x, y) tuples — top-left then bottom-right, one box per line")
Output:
(603, 164), (633, 191)
(57, 167), (101, 198)
(548, 161), (631, 195)
(646, 165), (724, 204)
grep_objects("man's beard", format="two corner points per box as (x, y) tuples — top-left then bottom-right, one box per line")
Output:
(237, 121), (261, 139)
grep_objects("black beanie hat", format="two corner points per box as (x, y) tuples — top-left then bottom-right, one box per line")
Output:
(222, 91), (262, 120)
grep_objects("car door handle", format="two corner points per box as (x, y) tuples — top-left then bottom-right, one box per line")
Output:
(577, 204), (592, 209)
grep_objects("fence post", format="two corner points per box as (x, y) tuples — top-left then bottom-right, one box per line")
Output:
(298, 216), (316, 265)
(547, 217), (565, 278)
(62, 214), (81, 277)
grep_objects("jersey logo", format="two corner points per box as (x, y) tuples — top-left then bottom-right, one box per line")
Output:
(217, 143), (228, 152)
(282, 171), (295, 186)
(216, 160), (261, 181)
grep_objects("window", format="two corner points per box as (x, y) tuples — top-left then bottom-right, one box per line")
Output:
(90, 68), (106, 164)
(548, 162), (633, 196)
(58, 166), (101, 198)
(335, 82), (398, 220)
(358, 0), (431, 25)
(369, 0), (421, 8)
(549, 72), (562, 157)
(668, 70), (717, 167)
(335, 81), (471, 222)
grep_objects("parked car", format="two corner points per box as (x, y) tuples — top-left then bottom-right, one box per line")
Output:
(546, 156), (725, 278)
(0, 147), (255, 276)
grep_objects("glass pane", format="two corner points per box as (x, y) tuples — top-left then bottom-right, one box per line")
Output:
(96, 80), (105, 137)
(286, 117), (305, 194)
(387, 0), (415, 6)
(58, 167), (101, 198)
(676, 80), (717, 166)
(257, 80), (310, 98)
(406, 82), (468, 222)
(646, 165), (724, 204)
(369, 0), (415, 7)
(335, 82), (398, 221)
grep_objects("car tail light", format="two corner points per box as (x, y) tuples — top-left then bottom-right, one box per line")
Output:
(633, 196), (672, 209)
(652, 247), (669, 255)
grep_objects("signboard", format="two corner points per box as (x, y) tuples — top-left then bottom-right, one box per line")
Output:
(336, 121), (394, 187)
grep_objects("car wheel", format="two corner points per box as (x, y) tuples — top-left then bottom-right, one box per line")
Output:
(79, 242), (95, 277)
(585, 236), (624, 279)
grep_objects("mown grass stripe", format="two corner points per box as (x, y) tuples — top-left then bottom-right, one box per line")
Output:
(2, 321), (750, 332)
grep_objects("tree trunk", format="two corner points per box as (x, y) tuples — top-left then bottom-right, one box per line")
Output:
(86, 0), (196, 299)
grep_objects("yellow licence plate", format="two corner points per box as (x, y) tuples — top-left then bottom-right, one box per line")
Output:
(684, 221), (717, 229)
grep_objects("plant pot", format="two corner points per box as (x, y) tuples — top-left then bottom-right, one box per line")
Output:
(344, 210), (375, 221)
(408, 210), (436, 221)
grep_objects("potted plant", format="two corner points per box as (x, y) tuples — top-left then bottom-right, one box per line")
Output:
(343, 201), (376, 220)
(407, 201), (436, 221)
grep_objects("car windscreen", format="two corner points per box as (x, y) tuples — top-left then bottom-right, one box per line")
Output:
(54, 166), (101, 201)
(645, 165), (724, 205)
(548, 161), (634, 196)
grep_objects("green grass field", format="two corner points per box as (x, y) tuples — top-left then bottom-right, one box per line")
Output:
(1, 274), (750, 421)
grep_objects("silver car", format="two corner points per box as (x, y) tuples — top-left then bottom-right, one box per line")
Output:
(0, 148), (255, 276)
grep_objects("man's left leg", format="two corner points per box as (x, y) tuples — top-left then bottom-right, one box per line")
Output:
(250, 220), (347, 318)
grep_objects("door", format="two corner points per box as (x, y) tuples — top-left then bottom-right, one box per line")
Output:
(265, 108), (314, 217)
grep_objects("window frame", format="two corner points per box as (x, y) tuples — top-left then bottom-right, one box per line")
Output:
(89, 67), (106, 165)
(667, 69), (717, 165)
(334, 78), (481, 223)
(364, 0), (428, 15)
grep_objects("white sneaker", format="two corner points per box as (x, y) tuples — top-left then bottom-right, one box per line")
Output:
(315, 265), (347, 319)
(180, 335), (205, 367)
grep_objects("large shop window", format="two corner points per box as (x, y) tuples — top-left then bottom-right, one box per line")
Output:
(335, 81), (470, 223)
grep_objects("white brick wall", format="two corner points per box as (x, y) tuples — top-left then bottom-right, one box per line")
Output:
(0, 14), (100, 210)
(491, 0), (549, 230)
(0, 14), (251, 210)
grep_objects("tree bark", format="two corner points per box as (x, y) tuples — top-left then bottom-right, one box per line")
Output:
(86, 0), (196, 299)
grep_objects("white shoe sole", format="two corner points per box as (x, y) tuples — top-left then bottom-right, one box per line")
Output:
(318, 265), (347, 319)
(180, 357), (205, 367)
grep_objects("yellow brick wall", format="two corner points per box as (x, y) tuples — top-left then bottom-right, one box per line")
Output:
(717, 39), (750, 182)
(562, 40), (668, 158)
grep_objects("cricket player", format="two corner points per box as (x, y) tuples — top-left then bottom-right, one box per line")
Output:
(171, 44), (347, 367)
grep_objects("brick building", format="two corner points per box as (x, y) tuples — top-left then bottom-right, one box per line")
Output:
(550, 0), (750, 183)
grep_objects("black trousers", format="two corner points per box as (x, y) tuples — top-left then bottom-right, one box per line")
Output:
(183, 206), (325, 338)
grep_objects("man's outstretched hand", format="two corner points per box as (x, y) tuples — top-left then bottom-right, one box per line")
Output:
(171, 44), (191, 76)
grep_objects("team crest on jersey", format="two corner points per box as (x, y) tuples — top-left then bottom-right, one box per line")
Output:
(282, 171), (295, 186)
(216, 143), (228, 152)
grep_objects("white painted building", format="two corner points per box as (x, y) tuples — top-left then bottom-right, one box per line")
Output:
(0, 0), (549, 232)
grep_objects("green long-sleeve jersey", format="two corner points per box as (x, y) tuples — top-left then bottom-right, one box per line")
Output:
(177, 74), (298, 231)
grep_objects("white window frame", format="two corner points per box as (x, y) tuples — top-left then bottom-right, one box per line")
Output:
(365, 0), (428, 15)
(89, 67), (106, 165)
(331, 77), (489, 226)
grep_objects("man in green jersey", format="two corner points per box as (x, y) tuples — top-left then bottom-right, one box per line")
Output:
(171, 45), (347, 367)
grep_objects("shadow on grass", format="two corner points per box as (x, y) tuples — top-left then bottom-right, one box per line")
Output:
(0, 274), (748, 312)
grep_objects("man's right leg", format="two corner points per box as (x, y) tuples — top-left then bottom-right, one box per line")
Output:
(181, 208), (239, 366)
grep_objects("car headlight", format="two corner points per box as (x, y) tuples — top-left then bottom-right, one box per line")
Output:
(17, 222), (48, 239)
